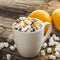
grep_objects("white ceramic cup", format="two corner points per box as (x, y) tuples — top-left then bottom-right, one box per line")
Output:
(12, 20), (52, 58)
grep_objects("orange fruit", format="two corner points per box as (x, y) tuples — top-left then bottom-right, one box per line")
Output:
(28, 10), (52, 23)
(52, 9), (60, 31)
(28, 10), (52, 33)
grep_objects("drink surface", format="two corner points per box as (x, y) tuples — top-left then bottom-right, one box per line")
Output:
(13, 17), (42, 32)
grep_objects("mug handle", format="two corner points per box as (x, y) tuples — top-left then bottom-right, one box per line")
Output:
(40, 22), (52, 48)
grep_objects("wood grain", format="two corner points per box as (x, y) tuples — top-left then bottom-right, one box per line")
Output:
(0, 0), (46, 13)
(0, 0), (60, 60)
(0, 0), (60, 14)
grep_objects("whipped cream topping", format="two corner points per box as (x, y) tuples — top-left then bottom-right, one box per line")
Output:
(13, 17), (42, 32)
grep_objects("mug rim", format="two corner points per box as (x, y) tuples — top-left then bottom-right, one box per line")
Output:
(12, 27), (43, 34)
(12, 23), (44, 33)
(12, 20), (44, 33)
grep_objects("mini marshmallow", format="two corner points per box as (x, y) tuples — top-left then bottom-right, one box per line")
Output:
(19, 21), (24, 27)
(54, 36), (60, 41)
(42, 43), (47, 48)
(27, 25), (31, 28)
(40, 50), (45, 56)
(4, 42), (9, 48)
(10, 46), (15, 51)
(30, 28), (35, 32)
(55, 52), (60, 57)
(21, 25), (34, 32)
(21, 27), (27, 32)
(25, 20), (32, 25)
(52, 34), (56, 38)
(27, 29), (31, 32)
(18, 27), (22, 31)
(27, 25), (30, 28)
(49, 42), (54, 46)
(47, 48), (52, 53)
(52, 34), (60, 41)
(49, 55), (56, 60)
(0, 43), (4, 48)
(56, 44), (60, 48)
(6, 54), (11, 60)
(14, 24), (19, 29)
(55, 47), (60, 52)
(19, 17), (25, 21)
(36, 25), (41, 30)
(14, 44), (16, 48)
(54, 41), (60, 46)
(49, 37), (54, 42)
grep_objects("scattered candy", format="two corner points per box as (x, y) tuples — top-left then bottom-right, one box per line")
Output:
(10, 46), (15, 51)
(49, 37), (54, 42)
(55, 47), (60, 52)
(47, 48), (52, 53)
(54, 41), (59, 46)
(54, 36), (60, 41)
(52, 34), (60, 41)
(42, 43), (47, 48)
(0, 43), (4, 48)
(25, 20), (32, 25)
(14, 44), (16, 48)
(55, 52), (60, 57)
(41, 50), (45, 56)
(49, 55), (56, 60)
(49, 41), (54, 46)
(6, 54), (11, 60)
(56, 44), (60, 48)
(4, 42), (9, 48)
(52, 34), (56, 38)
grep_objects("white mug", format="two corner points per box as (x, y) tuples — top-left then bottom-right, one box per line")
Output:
(12, 20), (52, 58)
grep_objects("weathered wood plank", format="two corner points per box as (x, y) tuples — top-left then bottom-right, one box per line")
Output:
(0, 16), (15, 42)
(0, 0), (46, 13)
(0, 0), (60, 14)
(0, 16), (15, 29)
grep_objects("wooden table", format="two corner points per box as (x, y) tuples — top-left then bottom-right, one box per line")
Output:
(0, 0), (60, 60)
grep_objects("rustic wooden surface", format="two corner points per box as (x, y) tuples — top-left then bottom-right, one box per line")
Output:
(0, 0), (45, 13)
(0, 0), (60, 14)
(0, 0), (60, 60)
